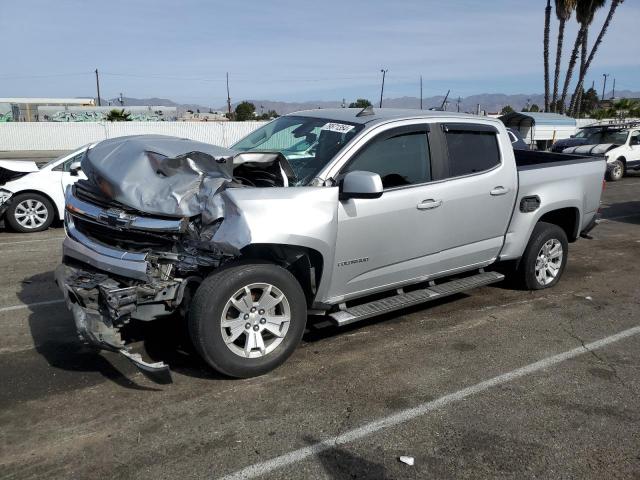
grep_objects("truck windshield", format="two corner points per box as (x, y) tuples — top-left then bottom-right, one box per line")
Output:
(232, 116), (364, 185)
(586, 130), (628, 145)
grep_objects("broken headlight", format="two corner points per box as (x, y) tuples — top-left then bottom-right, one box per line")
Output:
(0, 189), (13, 206)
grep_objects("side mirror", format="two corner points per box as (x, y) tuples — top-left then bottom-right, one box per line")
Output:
(569, 134), (576, 138)
(340, 171), (383, 200)
(69, 161), (82, 176)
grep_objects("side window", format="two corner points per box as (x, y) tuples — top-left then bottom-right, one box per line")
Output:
(343, 130), (430, 189)
(53, 152), (84, 172)
(443, 128), (500, 177)
(630, 131), (640, 146)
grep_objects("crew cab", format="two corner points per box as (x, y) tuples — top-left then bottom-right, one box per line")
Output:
(562, 127), (640, 181)
(0, 147), (88, 232)
(55, 109), (605, 378)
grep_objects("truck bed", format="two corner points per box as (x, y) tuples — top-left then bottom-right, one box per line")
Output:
(498, 149), (606, 262)
(514, 149), (604, 169)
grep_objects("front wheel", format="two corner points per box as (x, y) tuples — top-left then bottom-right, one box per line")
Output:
(606, 159), (625, 182)
(6, 193), (55, 233)
(517, 222), (568, 290)
(188, 263), (307, 378)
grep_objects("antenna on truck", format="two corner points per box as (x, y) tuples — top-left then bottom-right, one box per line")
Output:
(356, 105), (375, 117)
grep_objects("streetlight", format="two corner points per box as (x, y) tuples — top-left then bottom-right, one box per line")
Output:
(379, 69), (388, 108)
(601, 74), (610, 103)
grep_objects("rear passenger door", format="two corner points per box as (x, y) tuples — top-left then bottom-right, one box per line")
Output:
(431, 123), (517, 272)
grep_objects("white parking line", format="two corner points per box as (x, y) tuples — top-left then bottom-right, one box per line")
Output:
(0, 237), (65, 246)
(0, 299), (65, 313)
(218, 325), (640, 480)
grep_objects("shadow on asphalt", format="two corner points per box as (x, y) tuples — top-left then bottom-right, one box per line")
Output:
(599, 200), (640, 225)
(19, 271), (233, 392)
(303, 435), (387, 480)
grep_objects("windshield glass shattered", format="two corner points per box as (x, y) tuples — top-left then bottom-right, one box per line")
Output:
(232, 116), (364, 185)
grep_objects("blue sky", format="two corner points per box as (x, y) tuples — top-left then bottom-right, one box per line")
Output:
(0, 0), (638, 106)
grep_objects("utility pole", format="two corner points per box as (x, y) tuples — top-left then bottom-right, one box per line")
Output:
(119, 93), (124, 106)
(601, 73), (609, 103)
(611, 78), (616, 99)
(457, 96), (461, 113)
(379, 69), (388, 108)
(420, 75), (423, 110)
(226, 72), (232, 116)
(95, 69), (101, 106)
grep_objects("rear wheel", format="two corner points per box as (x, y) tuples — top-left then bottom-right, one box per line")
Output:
(607, 159), (625, 182)
(517, 222), (568, 290)
(188, 263), (307, 378)
(6, 193), (54, 233)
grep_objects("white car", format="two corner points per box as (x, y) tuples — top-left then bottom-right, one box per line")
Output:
(0, 146), (89, 232)
(563, 127), (640, 181)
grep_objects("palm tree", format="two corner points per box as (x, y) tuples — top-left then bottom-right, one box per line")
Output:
(570, 0), (624, 116)
(569, 0), (606, 116)
(551, 0), (577, 112)
(558, 22), (584, 113)
(105, 108), (131, 122)
(543, 0), (552, 111)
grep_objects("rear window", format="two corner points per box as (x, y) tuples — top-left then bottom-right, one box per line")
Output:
(444, 130), (500, 177)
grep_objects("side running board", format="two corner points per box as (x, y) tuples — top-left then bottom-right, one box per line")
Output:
(328, 271), (504, 326)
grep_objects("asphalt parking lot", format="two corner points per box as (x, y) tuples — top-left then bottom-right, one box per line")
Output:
(1, 176), (639, 480)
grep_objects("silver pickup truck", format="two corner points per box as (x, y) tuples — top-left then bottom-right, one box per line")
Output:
(55, 108), (605, 378)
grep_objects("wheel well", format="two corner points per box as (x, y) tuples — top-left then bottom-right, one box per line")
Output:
(9, 190), (59, 221)
(239, 244), (324, 306)
(538, 207), (580, 242)
(616, 156), (626, 166)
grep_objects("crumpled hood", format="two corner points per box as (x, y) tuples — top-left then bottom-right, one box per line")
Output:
(82, 135), (238, 219)
(562, 143), (620, 156)
(0, 160), (39, 173)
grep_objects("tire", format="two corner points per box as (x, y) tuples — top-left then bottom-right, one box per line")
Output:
(188, 262), (307, 378)
(517, 222), (568, 290)
(606, 159), (625, 182)
(5, 192), (55, 233)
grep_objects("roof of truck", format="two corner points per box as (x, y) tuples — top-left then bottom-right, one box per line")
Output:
(289, 108), (497, 125)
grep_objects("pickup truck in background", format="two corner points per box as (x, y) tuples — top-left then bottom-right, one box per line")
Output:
(55, 108), (605, 378)
(561, 126), (640, 181)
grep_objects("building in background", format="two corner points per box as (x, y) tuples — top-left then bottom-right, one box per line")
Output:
(179, 110), (228, 121)
(37, 105), (178, 122)
(0, 98), (95, 121)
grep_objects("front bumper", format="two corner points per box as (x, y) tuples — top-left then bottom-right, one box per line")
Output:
(55, 260), (183, 373)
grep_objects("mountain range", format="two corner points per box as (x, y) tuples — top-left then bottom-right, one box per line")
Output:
(98, 90), (640, 116)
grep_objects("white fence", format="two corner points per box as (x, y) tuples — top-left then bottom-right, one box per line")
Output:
(0, 121), (266, 151)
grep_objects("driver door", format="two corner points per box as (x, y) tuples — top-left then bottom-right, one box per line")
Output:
(328, 124), (444, 301)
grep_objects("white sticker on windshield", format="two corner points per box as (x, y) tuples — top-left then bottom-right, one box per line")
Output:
(321, 122), (355, 134)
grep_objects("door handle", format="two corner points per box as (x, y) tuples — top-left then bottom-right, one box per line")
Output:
(417, 199), (442, 210)
(490, 186), (509, 196)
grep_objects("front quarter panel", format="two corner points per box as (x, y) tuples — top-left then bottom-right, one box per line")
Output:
(212, 186), (340, 302)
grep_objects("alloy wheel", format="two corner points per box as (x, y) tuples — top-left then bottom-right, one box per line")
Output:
(534, 239), (563, 286)
(220, 283), (291, 358)
(14, 199), (49, 229)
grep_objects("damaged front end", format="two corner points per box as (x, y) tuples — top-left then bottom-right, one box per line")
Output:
(55, 187), (213, 372)
(56, 135), (296, 372)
